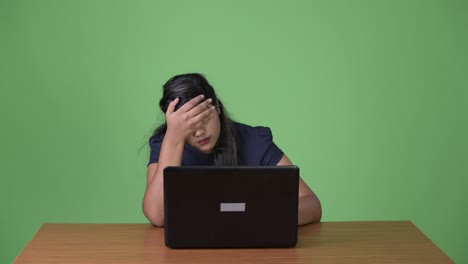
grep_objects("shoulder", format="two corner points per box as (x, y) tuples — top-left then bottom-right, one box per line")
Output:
(234, 122), (274, 140)
(147, 134), (164, 165)
(234, 122), (283, 165)
(148, 134), (164, 147)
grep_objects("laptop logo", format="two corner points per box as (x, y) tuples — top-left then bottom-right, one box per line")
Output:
(220, 203), (246, 212)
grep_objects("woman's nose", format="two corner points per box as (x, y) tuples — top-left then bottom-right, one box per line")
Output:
(193, 128), (205, 137)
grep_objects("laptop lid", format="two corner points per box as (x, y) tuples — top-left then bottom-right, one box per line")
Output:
(163, 166), (299, 248)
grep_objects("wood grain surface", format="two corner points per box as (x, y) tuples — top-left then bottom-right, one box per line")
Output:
(14, 221), (454, 263)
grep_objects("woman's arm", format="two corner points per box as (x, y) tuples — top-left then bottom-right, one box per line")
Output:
(277, 155), (322, 225)
(143, 134), (185, 227)
(142, 96), (215, 227)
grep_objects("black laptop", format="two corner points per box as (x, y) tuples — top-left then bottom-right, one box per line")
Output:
(163, 166), (299, 248)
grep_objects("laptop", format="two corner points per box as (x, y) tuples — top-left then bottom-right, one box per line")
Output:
(163, 166), (299, 248)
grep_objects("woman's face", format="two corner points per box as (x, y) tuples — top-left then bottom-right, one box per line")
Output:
(185, 109), (221, 154)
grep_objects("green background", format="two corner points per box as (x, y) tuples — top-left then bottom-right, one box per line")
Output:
(1, 0), (467, 263)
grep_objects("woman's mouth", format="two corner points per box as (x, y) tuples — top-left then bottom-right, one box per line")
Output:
(197, 137), (210, 146)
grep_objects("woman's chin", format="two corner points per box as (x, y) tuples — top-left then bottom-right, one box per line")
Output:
(199, 142), (216, 154)
(199, 146), (214, 154)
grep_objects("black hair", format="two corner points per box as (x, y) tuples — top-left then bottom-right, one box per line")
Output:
(153, 73), (239, 165)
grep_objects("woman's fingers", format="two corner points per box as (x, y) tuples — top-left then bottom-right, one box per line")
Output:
(176, 94), (214, 119)
(188, 98), (213, 118)
(178, 94), (205, 112)
(166, 95), (215, 136)
(191, 105), (216, 124)
(166, 98), (179, 115)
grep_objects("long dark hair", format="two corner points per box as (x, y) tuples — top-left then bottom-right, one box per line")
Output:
(153, 73), (239, 165)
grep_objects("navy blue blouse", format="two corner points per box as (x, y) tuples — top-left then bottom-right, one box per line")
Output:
(148, 122), (284, 166)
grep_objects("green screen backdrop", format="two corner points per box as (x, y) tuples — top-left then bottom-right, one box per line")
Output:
(1, 0), (467, 263)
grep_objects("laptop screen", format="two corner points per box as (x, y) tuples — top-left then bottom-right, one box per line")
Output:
(163, 166), (299, 248)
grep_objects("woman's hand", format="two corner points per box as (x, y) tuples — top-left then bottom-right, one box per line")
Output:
(143, 94), (215, 227)
(165, 95), (216, 141)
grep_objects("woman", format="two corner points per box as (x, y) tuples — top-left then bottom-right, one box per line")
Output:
(143, 73), (322, 227)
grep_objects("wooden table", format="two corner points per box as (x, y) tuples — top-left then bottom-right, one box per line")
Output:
(14, 221), (453, 263)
